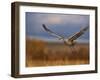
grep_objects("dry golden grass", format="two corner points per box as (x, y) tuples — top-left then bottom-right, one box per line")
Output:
(26, 38), (89, 67)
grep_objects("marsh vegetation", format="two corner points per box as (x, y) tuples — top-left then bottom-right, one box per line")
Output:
(26, 38), (89, 67)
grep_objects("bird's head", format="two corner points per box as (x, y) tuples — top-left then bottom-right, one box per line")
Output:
(64, 40), (76, 46)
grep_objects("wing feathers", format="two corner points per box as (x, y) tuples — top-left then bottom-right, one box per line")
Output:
(42, 24), (88, 41)
(68, 26), (88, 41)
(42, 24), (64, 39)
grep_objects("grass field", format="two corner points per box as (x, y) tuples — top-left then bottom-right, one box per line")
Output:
(26, 38), (89, 67)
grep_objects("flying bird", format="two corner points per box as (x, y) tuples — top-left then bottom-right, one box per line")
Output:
(42, 24), (88, 46)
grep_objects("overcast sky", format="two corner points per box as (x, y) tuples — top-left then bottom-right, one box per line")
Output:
(26, 12), (89, 42)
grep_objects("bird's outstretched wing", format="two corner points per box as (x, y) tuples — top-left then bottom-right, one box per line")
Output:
(42, 24), (64, 39)
(68, 26), (89, 41)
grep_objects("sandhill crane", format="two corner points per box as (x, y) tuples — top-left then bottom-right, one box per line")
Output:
(42, 24), (88, 46)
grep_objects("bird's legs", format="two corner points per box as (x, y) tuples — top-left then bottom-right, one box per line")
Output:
(70, 45), (77, 54)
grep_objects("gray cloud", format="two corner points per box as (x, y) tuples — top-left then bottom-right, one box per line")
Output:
(26, 12), (89, 41)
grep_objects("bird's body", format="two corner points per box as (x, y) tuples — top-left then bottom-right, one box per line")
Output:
(42, 24), (88, 46)
(62, 39), (76, 46)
